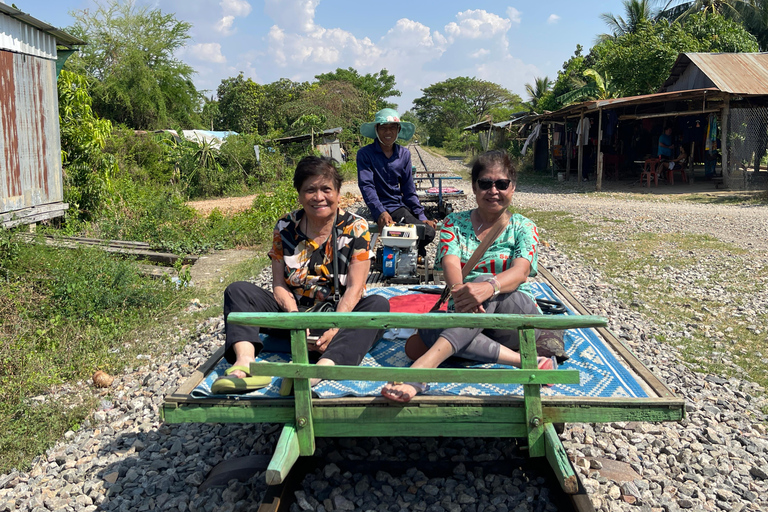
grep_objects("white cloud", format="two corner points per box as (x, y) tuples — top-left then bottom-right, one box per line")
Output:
(215, 15), (235, 35)
(267, 23), (380, 69)
(191, 43), (226, 64)
(264, 0), (320, 33)
(470, 48), (490, 59)
(220, 0), (251, 17)
(547, 14), (561, 24)
(507, 7), (522, 25)
(444, 9), (511, 40)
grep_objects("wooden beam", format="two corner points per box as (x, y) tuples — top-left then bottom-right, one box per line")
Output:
(521, 328), (546, 457)
(266, 423), (300, 485)
(596, 108), (603, 192)
(618, 108), (719, 121)
(290, 330), (315, 456)
(228, 312), (607, 331)
(544, 423), (579, 494)
(245, 362), (579, 386)
(577, 112), (584, 181)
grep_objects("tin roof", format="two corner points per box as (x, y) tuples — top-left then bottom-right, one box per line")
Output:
(535, 88), (720, 121)
(0, 3), (85, 47)
(662, 53), (768, 95)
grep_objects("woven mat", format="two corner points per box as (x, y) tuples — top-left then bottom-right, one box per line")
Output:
(192, 284), (648, 399)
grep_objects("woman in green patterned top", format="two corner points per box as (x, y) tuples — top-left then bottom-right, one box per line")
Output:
(381, 151), (565, 403)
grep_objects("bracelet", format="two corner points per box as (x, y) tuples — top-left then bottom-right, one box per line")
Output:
(488, 277), (501, 297)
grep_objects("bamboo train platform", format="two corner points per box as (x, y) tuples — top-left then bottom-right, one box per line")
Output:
(162, 267), (684, 494)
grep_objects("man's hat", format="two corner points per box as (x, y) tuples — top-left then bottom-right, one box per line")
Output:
(360, 108), (415, 142)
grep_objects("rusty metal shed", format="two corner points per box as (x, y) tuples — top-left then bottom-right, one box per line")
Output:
(0, 4), (84, 228)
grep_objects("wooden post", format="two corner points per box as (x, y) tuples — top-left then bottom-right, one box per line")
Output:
(721, 97), (729, 188)
(565, 122), (571, 180)
(577, 112), (584, 181)
(291, 329), (315, 456)
(596, 108), (603, 191)
(689, 141), (695, 184)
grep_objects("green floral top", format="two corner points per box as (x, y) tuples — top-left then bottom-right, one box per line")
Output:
(435, 210), (539, 301)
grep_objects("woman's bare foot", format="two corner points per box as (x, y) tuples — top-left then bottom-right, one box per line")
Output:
(381, 382), (427, 403)
(230, 357), (255, 378)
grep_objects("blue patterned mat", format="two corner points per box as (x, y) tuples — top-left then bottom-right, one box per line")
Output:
(191, 284), (648, 399)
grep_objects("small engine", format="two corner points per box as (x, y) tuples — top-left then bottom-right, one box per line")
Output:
(378, 224), (423, 283)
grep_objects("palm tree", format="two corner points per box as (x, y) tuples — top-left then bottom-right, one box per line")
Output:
(600, 0), (659, 38)
(524, 76), (552, 112)
(557, 69), (623, 105)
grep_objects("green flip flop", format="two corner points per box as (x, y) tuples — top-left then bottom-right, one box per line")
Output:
(211, 365), (273, 394)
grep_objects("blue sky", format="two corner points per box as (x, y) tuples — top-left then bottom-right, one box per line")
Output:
(10, 0), (619, 110)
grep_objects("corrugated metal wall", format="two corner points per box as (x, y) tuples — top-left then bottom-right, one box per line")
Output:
(0, 50), (63, 214)
(0, 13), (57, 59)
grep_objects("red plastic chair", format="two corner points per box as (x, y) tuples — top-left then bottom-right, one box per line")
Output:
(641, 158), (660, 187)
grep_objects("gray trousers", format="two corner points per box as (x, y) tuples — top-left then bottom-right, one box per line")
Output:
(420, 280), (566, 363)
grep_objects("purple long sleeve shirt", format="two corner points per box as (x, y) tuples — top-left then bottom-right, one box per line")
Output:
(356, 140), (427, 222)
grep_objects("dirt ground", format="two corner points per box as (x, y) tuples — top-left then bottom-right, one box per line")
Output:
(186, 189), (363, 217)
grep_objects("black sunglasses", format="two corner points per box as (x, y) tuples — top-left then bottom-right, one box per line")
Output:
(476, 179), (512, 191)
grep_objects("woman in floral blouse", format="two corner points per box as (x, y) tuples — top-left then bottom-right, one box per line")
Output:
(215, 156), (388, 393)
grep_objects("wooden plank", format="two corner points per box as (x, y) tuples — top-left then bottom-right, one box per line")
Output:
(521, 329), (546, 457)
(228, 312), (607, 331)
(290, 330), (315, 456)
(162, 404), (295, 424)
(266, 423), (300, 485)
(172, 346), (225, 396)
(244, 361), (579, 386)
(538, 266), (680, 400)
(544, 405), (684, 424)
(544, 423), (579, 494)
(17, 234), (197, 265)
(314, 422), (526, 438)
(312, 405), (526, 423)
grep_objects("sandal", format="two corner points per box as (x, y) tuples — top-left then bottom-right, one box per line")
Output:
(381, 381), (429, 403)
(211, 365), (272, 394)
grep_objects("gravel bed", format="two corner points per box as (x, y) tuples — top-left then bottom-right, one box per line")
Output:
(2, 148), (768, 512)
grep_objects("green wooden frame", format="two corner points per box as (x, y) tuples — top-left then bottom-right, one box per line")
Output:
(163, 310), (685, 494)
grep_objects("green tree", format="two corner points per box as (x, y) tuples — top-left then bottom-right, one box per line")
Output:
(524, 76), (553, 112)
(412, 77), (522, 146)
(280, 80), (374, 136)
(58, 70), (117, 220)
(216, 73), (264, 133)
(315, 67), (401, 110)
(66, 0), (199, 129)
(259, 78), (311, 133)
(557, 69), (624, 104)
(591, 12), (758, 96)
(600, 0), (659, 38)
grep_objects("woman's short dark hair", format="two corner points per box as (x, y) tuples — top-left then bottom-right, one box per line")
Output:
(470, 150), (516, 184)
(293, 156), (342, 191)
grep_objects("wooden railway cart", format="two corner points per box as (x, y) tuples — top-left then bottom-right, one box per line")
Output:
(163, 269), (685, 494)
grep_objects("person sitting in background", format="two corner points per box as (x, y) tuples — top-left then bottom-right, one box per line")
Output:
(657, 127), (674, 160)
(357, 108), (436, 261)
(658, 145), (688, 175)
(380, 151), (566, 403)
(213, 156), (389, 394)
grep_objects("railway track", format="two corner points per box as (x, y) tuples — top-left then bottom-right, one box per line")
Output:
(248, 438), (595, 512)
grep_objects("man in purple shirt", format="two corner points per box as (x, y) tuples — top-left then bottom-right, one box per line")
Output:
(357, 109), (436, 258)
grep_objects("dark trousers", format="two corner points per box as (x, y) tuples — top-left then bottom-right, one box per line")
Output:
(390, 206), (435, 257)
(223, 281), (389, 366)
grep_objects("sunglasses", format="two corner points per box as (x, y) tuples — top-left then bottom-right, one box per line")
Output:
(476, 179), (512, 191)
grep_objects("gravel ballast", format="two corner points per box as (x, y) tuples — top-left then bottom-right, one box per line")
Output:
(2, 148), (767, 512)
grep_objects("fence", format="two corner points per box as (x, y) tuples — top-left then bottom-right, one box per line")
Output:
(726, 107), (768, 190)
